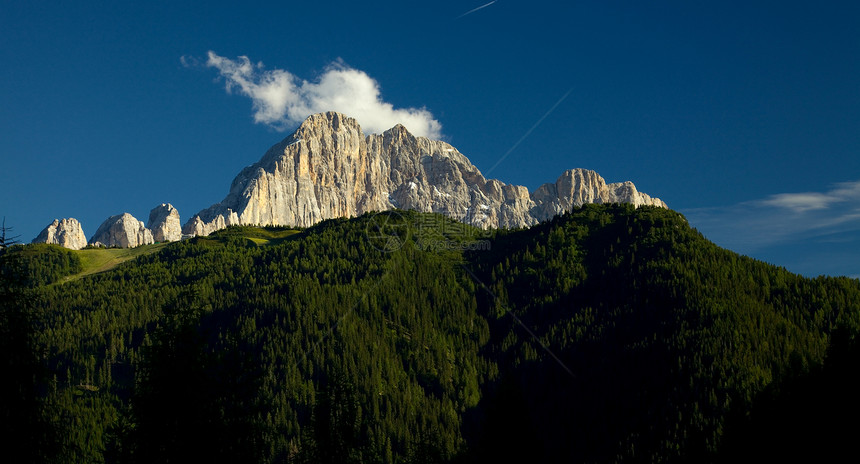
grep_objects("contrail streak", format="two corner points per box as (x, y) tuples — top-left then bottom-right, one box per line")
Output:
(485, 87), (574, 176)
(456, 0), (497, 19)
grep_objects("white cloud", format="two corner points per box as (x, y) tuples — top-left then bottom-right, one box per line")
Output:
(831, 180), (860, 198)
(757, 181), (860, 212)
(684, 180), (860, 252)
(204, 51), (442, 139)
(179, 55), (202, 68)
(682, 180), (860, 277)
(759, 192), (836, 212)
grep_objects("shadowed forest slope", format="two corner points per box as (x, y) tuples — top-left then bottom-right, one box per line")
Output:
(2, 205), (859, 462)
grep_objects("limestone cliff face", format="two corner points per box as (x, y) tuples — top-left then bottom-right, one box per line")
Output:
(89, 213), (154, 248)
(32, 218), (88, 250)
(147, 203), (181, 242)
(184, 112), (666, 235)
(530, 169), (667, 220)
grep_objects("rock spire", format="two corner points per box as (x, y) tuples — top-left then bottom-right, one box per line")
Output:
(32, 218), (88, 250)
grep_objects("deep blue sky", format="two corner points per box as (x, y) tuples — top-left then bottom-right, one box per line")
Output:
(2, 1), (858, 277)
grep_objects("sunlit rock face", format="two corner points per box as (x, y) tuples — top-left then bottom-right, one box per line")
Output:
(32, 218), (88, 250)
(530, 169), (667, 220)
(90, 213), (154, 248)
(184, 111), (666, 235)
(147, 203), (181, 242)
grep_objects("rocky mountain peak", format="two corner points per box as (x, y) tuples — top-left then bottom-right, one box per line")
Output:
(89, 213), (154, 248)
(147, 203), (181, 242)
(291, 111), (362, 145)
(182, 112), (667, 235)
(32, 218), (88, 250)
(384, 123), (413, 141)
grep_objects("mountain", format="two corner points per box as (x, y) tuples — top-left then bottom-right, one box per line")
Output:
(89, 212), (154, 248)
(183, 112), (665, 235)
(32, 218), (87, 250)
(147, 203), (181, 242)
(3, 205), (858, 462)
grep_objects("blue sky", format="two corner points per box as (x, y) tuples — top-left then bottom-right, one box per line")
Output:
(2, 1), (858, 278)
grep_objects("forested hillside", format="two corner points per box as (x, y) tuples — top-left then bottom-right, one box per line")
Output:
(2, 205), (859, 463)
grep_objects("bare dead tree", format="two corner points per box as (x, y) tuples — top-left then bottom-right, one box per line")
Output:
(0, 217), (22, 249)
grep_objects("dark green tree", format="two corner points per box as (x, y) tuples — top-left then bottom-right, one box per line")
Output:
(0, 216), (22, 250)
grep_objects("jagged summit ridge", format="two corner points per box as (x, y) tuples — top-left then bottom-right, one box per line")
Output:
(183, 112), (666, 235)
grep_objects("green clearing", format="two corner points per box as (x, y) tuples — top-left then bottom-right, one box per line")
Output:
(66, 227), (299, 279)
(15, 227), (303, 285)
(65, 243), (168, 281)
